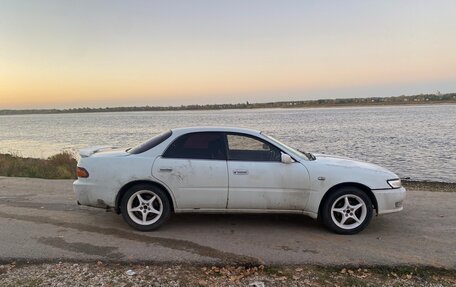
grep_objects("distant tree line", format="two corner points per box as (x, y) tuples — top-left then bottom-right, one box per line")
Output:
(1, 93), (455, 115)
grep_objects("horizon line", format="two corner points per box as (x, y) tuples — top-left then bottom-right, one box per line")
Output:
(1, 92), (454, 110)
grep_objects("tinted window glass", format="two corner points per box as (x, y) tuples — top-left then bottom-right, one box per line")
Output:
(129, 130), (172, 154)
(227, 134), (281, 162)
(163, 132), (226, 160)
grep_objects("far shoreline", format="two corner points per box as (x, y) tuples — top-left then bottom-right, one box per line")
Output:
(1, 93), (455, 116)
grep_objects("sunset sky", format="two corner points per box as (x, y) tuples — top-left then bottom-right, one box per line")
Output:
(1, 0), (456, 109)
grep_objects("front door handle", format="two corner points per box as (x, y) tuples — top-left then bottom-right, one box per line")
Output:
(233, 169), (248, 175)
(159, 168), (173, 172)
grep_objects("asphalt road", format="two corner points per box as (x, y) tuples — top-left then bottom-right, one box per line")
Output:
(0, 177), (455, 268)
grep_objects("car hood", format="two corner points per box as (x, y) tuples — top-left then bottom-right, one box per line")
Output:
(313, 153), (393, 174)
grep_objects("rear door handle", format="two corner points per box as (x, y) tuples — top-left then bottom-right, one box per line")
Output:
(233, 169), (248, 175)
(159, 168), (173, 172)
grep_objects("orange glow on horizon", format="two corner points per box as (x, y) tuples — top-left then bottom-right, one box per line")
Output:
(1, 1), (456, 108)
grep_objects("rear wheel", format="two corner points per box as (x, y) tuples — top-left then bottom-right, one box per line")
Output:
(321, 186), (373, 234)
(120, 184), (171, 231)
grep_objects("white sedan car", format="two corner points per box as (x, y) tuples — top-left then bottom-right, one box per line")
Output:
(74, 127), (406, 234)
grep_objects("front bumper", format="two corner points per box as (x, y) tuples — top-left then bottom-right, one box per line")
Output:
(373, 186), (406, 215)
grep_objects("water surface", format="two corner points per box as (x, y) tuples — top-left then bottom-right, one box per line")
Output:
(1, 105), (455, 182)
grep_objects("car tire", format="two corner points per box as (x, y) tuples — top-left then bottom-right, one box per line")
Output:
(321, 186), (373, 235)
(120, 184), (171, 231)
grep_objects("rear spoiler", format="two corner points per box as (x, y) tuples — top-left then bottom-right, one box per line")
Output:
(79, 146), (118, 158)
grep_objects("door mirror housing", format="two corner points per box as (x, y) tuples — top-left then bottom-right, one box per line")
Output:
(281, 152), (294, 164)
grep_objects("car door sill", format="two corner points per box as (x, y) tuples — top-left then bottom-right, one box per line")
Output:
(175, 208), (304, 214)
(174, 208), (318, 218)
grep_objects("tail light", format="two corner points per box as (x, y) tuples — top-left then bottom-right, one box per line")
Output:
(76, 167), (89, 178)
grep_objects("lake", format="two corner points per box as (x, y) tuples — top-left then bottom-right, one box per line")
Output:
(1, 104), (455, 182)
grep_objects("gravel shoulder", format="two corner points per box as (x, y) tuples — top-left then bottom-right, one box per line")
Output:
(402, 181), (456, 193)
(1, 262), (455, 287)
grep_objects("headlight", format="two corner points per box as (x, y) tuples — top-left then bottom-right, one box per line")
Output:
(387, 179), (402, 189)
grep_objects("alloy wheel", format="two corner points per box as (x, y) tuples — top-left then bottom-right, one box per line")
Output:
(127, 190), (163, 225)
(330, 194), (367, 230)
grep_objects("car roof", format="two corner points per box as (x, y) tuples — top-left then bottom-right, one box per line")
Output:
(170, 126), (261, 135)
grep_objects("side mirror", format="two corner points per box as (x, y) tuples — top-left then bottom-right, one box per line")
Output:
(281, 152), (294, 164)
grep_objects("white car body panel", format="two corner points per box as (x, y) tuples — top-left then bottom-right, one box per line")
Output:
(227, 161), (310, 210)
(74, 156), (158, 208)
(301, 154), (399, 215)
(152, 157), (228, 209)
(73, 126), (406, 222)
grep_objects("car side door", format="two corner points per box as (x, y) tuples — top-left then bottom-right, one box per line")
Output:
(226, 133), (310, 210)
(152, 132), (228, 210)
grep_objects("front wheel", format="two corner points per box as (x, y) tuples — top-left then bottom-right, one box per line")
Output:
(120, 184), (171, 231)
(321, 186), (373, 234)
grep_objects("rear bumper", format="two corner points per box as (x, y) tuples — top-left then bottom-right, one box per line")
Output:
(73, 179), (114, 208)
(73, 179), (93, 206)
(373, 187), (406, 215)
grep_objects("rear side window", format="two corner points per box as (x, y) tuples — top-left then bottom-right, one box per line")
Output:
(163, 132), (226, 160)
(129, 130), (172, 154)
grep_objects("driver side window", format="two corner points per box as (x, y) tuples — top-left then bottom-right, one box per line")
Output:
(226, 134), (281, 162)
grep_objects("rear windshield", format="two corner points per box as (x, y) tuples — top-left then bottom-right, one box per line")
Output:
(128, 130), (172, 154)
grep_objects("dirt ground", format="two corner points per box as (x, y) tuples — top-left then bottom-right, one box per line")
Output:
(0, 177), (455, 286)
(1, 262), (455, 286)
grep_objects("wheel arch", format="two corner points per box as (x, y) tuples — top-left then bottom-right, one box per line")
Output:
(115, 180), (175, 214)
(318, 182), (378, 219)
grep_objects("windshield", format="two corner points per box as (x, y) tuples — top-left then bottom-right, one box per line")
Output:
(263, 133), (315, 161)
(128, 130), (172, 154)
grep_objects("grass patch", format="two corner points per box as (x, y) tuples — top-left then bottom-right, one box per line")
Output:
(12, 278), (43, 287)
(0, 152), (77, 179)
(263, 266), (281, 275)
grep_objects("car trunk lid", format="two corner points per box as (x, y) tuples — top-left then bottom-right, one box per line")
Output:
(79, 146), (119, 157)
